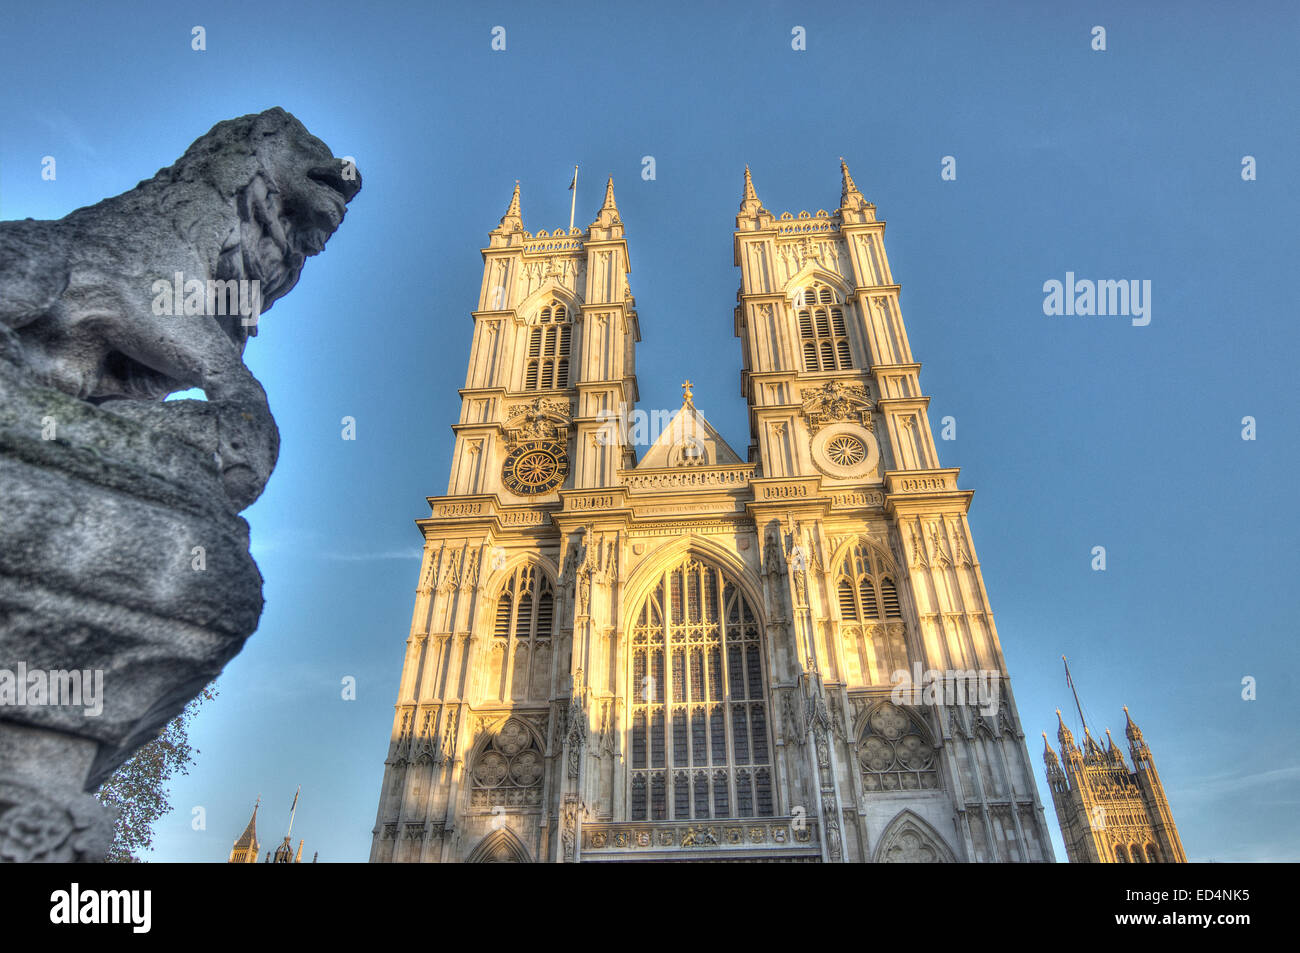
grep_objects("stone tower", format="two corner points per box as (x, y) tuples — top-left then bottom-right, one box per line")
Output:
(1044, 706), (1187, 863)
(368, 165), (1055, 862)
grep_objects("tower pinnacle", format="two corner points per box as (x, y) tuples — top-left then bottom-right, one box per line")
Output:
(838, 157), (871, 212)
(1056, 709), (1076, 750)
(738, 165), (766, 216)
(588, 176), (623, 235)
(497, 180), (523, 232)
(1123, 705), (1145, 745)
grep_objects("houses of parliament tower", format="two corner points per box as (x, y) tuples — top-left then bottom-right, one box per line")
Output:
(368, 163), (1056, 863)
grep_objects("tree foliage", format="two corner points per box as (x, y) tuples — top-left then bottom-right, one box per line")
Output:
(96, 685), (217, 862)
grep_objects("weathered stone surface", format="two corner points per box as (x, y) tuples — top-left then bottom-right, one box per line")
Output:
(0, 108), (360, 860)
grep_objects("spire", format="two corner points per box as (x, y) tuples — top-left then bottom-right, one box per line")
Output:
(1042, 731), (1060, 768)
(1105, 728), (1127, 766)
(838, 157), (872, 213)
(1123, 705), (1145, 745)
(1055, 709), (1076, 751)
(494, 180), (524, 234)
(839, 157), (861, 203)
(228, 797), (260, 862)
(295, 839), (304, 863)
(738, 165), (767, 216)
(588, 176), (623, 235)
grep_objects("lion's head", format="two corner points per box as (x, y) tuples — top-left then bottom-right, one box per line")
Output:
(148, 107), (362, 341)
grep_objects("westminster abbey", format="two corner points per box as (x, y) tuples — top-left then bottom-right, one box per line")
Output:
(368, 164), (1056, 862)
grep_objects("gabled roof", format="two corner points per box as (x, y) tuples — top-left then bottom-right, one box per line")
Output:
(635, 399), (744, 469)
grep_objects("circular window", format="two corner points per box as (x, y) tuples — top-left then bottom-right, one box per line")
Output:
(825, 434), (866, 466)
(810, 422), (879, 479)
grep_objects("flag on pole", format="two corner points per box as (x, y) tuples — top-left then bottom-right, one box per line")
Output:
(568, 165), (579, 230)
(290, 788), (299, 814)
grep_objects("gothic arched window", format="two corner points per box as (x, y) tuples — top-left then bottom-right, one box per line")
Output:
(836, 540), (909, 685)
(836, 541), (903, 622)
(524, 301), (572, 390)
(858, 701), (938, 792)
(629, 557), (773, 821)
(1146, 843), (1160, 863)
(795, 284), (852, 372)
(487, 565), (554, 702)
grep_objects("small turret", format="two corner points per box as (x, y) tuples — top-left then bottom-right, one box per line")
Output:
(588, 177), (624, 240)
(1081, 726), (1106, 764)
(735, 165), (773, 229)
(1042, 731), (1060, 768)
(837, 158), (875, 222)
(1042, 732), (1065, 788)
(490, 181), (525, 243)
(1105, 728), (1127, 768)
(1123, 705), (1145, 746)
(1056, 709), (1077, 752)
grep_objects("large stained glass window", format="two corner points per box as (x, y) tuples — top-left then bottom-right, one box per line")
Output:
(629, 557), (773, 821)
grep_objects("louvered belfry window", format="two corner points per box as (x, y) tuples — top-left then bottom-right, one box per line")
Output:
(523, 301), (571, 390)
(629, 557), (774, 821)
(836, 541), (904, 622)
(796, 284), (852, 372)
(494, 566), (554, 641)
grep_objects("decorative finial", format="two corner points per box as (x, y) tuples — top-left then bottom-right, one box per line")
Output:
(682, 379), (694, 406)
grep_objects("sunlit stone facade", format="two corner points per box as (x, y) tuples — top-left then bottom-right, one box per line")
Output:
(368, 166), (1054, 863)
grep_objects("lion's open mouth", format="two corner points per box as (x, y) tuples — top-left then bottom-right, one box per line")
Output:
(91, 350), (185, 402)
(307, 162), (361, 202)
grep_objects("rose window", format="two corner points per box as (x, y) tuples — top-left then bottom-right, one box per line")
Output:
(825, 434), (866, 466)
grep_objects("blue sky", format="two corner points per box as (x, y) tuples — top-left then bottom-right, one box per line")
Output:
(2, 1), (1297, 862)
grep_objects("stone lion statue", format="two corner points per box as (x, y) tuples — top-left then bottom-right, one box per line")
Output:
(0, 109), (360, 860)
(0, 106), (361, 509)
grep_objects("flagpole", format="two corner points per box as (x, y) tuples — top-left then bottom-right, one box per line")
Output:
(569, 165), (578, 231)
(287, 785), (300, 840)
(1063, 656), (1088, 734)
